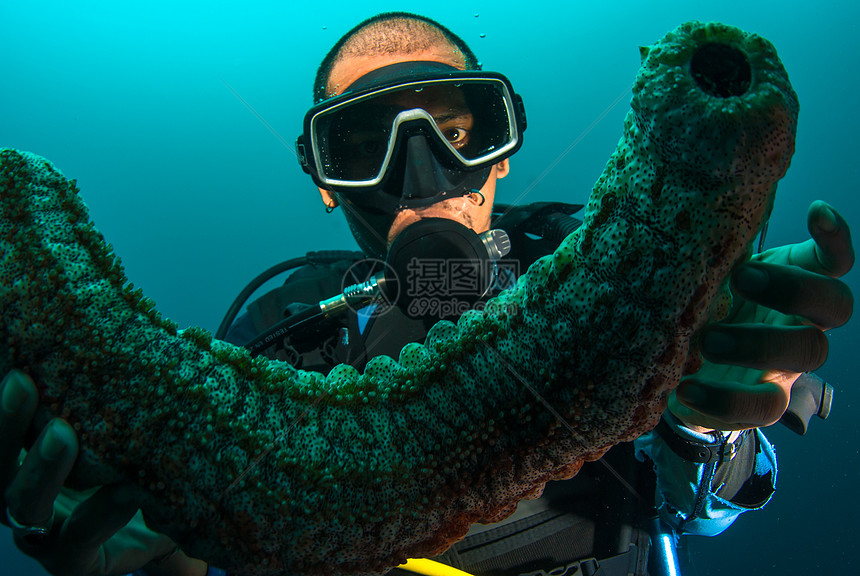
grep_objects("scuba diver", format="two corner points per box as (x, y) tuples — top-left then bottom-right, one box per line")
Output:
(214, 12), (847, 576)
(0, 11), (853, 576)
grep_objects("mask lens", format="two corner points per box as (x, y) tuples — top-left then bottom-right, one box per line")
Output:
(457, 81), (513, 161)
(319, 103), (394, 181)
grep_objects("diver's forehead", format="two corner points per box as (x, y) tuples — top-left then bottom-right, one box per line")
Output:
(375, 84), (470, 112)
(326, 47), (466, 97)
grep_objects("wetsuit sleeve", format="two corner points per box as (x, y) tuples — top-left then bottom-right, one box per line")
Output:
(633, 411), (777, 536)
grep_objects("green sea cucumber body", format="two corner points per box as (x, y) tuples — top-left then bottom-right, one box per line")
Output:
(0, 21), (797, 576)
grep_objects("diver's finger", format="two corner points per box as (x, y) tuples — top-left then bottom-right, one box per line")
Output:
(59, 483), (139, 552)
(5, 418), (78, 528)
(0, 371), (40, 497)
(700, 324), (828, 372)
(732, 260), (854, 328)
(675, 377), (790, 429)
(667, 391), (737, 431)
(792, 201), (855, 277)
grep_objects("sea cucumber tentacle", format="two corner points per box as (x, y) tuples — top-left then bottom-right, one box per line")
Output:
(0, 21), (797, 576)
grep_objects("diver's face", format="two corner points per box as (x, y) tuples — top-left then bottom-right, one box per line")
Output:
(318, 48), (510, 245)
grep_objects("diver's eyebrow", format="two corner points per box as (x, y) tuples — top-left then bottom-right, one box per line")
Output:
(433, 108), (472, 123)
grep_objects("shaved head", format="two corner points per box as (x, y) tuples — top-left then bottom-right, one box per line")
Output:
(314, 12), (480, 102)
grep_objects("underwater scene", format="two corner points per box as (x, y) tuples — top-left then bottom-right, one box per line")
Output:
(1, 0), (857, 575)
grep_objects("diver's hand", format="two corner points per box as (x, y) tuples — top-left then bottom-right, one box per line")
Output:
(670, 201), (854, 431)
(0, 369), (206, 576)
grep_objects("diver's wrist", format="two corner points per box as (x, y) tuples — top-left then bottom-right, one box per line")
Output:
(658, 412), (746, 463)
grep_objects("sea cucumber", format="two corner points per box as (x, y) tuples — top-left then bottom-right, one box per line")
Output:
(0, 21), (797, 576)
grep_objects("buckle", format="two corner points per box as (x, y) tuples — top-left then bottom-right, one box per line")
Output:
(656, 417), (747, 464)
(719, 430), (747, 462)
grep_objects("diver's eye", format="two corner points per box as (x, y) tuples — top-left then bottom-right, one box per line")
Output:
(443, 127), (470, 148)
(357, 140), (384, 157)
(345, 132), (387, 158)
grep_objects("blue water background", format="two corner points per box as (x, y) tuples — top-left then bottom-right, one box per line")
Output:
(2, 1), (857, 574)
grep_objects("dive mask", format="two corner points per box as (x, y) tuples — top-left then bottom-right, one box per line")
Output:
(296, 62), (527, 197)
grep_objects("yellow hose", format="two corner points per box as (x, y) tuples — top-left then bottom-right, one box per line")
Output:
(398, 558), (476, 576)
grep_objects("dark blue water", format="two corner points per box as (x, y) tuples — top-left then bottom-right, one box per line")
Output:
(2, 1), (858, 575)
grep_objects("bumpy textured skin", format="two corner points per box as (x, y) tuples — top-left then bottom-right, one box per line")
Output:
(0, 22), (797, 576)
